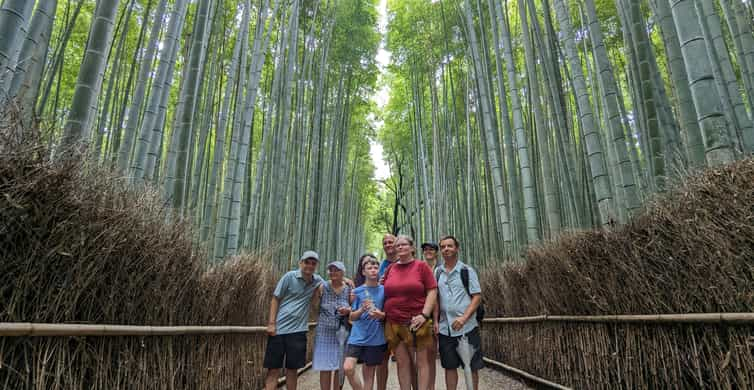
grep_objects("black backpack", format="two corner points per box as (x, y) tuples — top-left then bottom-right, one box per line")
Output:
(435, 266), (486, 323)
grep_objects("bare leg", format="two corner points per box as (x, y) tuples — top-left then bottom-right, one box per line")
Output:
(444, 368), (458, 390)
(376, 354), (389, 390)
(320, 371), (333, 390)
(285, 369), (298, 390)
(393, 343), (413, 390)
(416, 348), (432, 390)
(344, 358), (363, 390)
(427, 340), (437, 390)
(265, 369), (280, 390)
(362, 364), (377, 390)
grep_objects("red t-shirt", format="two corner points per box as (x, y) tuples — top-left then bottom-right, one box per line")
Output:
(383, 260), (438, 324)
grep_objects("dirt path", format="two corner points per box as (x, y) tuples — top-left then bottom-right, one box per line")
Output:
(296, 359), (532, 389)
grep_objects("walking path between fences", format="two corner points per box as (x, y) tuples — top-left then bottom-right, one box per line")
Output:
(2, 312), (753, 388)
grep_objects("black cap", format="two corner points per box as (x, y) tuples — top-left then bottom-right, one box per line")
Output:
(421, 242), (439, 251)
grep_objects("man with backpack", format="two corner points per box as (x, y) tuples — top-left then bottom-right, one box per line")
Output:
(434, 235), (484, 390)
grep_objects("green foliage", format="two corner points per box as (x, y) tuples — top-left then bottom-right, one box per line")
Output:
(331, 0), (379, 77)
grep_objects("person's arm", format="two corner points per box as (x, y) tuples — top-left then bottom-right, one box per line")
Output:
(337, 288), (352, 317)
(452, 294), (481, 331)
(423, 288), (438, 318)
(410, 262), (439, 330)
(349, 292), (366, 321)
(268, 274), (290, 336)
(267, 296), (280, 336)
(410, 288), (437, 330)
(452, 267), (483, 331)
(311, 284), (324, 312)
(367, 308), (386, 321)
(349, 305), (365, 321)
(433, 296), (440, 334)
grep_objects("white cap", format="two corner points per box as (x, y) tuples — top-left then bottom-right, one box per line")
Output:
(299, 250), (320, 262)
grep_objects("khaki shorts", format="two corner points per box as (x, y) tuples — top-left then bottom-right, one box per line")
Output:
(384, 319), (434, 351)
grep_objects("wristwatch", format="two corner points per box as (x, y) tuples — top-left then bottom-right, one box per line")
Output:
(421, 313), (431, 320)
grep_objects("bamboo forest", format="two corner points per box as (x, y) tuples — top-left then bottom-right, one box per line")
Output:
(2, 0), (754, 389)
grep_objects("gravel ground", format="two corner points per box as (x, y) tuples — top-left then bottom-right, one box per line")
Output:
(295, 360), (532, 389)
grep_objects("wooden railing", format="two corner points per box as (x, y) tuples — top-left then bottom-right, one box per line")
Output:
(3, 312), (751, 337)
(482, 312), (754, 324)
(7, 313), (748, 389)
(0, 322), (316, 337)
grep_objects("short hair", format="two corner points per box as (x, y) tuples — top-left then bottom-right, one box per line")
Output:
(396, 235), (415, 255)
(396, 235), (414, 246)
(439, 235), (460, 248)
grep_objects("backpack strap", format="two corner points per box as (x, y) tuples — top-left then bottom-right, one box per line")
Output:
(460, 266), (472, 297)
(437, 265), (475, 298)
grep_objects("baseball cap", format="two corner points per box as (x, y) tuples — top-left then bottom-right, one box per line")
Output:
(421, 242), (439, 251)
(299, 250), (320, 262)
(327, 261), (346, 272)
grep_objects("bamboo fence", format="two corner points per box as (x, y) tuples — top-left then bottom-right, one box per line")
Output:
(5, 315), (753, 390)
(481, 315), (754, 389)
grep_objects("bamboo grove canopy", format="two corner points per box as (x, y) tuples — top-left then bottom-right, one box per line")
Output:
(0, 0), (381, 269)
(378, 0), (754, 265)
(1, 0), (754, 266)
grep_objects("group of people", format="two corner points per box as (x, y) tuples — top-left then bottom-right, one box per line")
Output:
(263, 234), (483, 390)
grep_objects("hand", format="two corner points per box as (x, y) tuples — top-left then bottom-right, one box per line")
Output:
(368, 309), (385, 321)
(451, 317), (466, 331)
(337, 306), (351, 316)
(410, 314), (426, 331)
(344, 278), (355, 288)
(267, 323), (277, 336)
(433, 322), (439, 335)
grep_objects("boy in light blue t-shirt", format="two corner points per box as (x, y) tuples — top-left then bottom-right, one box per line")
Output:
(344, 258), (387, 390)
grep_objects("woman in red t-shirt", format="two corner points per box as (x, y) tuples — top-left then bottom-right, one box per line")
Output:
(382, 235), (438, 390)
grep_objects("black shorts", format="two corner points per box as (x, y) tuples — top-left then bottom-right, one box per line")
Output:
(263, 331), (308, 369)
(438, 327), (484, 371)
(346, 344), (387, 366)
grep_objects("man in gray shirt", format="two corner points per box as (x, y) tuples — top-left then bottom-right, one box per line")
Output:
(435, 235), (483, 390)
(264, 250), (324, 390)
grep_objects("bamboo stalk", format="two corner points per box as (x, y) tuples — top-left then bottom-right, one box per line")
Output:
(483, 313), (754, 324)
(0, 322), (317, 337)
(483, 357), (572, 390)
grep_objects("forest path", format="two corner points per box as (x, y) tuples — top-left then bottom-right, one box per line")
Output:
(296, 359), (533, 389)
